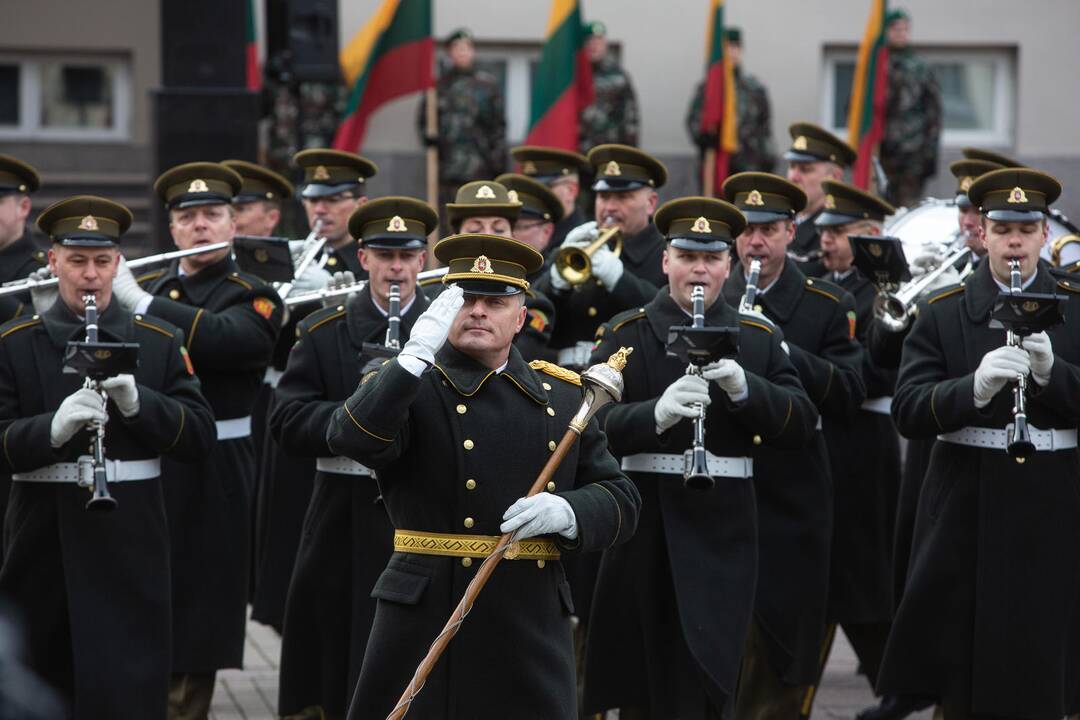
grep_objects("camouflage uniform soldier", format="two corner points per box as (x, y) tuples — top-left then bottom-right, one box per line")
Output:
(418, 28), (507, 235)
(880, 9), (942, 209)
(685, 28), (777, 183)
(579, 22), (640, 153)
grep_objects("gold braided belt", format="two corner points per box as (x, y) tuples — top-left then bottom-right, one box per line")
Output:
(393, 529), (560, 561)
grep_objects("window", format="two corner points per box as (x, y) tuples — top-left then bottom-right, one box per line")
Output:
(822, 47), (1014, 147)
(0, 54), (131, 141)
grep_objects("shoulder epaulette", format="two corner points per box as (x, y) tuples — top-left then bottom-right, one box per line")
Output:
(226, 271), (259, 291)
(739, 317), (774, 334)
(610, 307), (646, 333)
(0, 316), (42, 339)
(136, 269), (166, 285)
(32, 249), (46, 265)
(804, 277), (841, 303)
(133, 314), (176, 338)
(301, 304), (347, 334)
(1056, 277), (1080, 294)
(529, 360), (582, 387)
(927, 283), (966, 304)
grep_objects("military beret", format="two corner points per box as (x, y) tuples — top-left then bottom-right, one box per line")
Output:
(510, 146), (589, 183)
(37, 195), (133, 247)
(446, 181), (522, 227)
(154, 162), (243, 210)
(349, 196), (438, 250)
(816, 180), (896, 226)
(495, 173), (564, 224)
(588, 144), (667, 192)
(654, 196), (746, 252)
(967, 168), (1061, 223)
(221, 159), (295, 204)
(435, 233), (543, 296)
(949, 159), (1002, 207)
(293, 148), (378, 199)
(0, 154), (41, 195)
(784, 122), (857, 166)
(722, 172), (807, 224)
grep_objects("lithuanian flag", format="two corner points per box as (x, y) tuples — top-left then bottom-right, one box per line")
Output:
(332, 0), (433, 152)
(245, 0), (260, 91)
(847, 0), (889, 189)
(524, 0), (593, 150)
(699, 0), (739, 191)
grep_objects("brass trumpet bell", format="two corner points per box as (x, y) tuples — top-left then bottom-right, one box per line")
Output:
(555, 227), (622, 286)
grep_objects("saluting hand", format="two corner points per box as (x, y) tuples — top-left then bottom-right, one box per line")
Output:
(973, 345), (1031, 408)
(654, 374), (711, 433)
(399, 284), (464, 367)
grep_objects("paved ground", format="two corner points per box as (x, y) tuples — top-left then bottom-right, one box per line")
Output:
(212, 613), (935, 719)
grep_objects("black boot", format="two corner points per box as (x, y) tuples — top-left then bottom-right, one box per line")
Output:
(855, 695), (934, 720)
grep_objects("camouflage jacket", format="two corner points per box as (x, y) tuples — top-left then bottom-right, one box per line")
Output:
(685, 68), (777, 174)
(579, 57), (639, 153)
(881, 49), (941, 180)
(418, 67), (507, 182)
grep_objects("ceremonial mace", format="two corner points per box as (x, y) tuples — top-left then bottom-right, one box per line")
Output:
(384, 347), (634, 720)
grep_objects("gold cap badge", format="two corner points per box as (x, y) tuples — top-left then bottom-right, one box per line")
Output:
(746, 189), (765, 207)
(960, 176), (973, 192)
(312, 165), (331, 181)
(78, 215), (99, 231)
(604, 160), (621, 176)
(188, 179), (209, 193)
(470, 255), (495, 274)
(1008, 186), (1029, 204)
(386, 215), (407, 232)
(507, 189), (519, 203)
(475, 184), (496, 200)
(824, 194), (836, 210)
(793, 136), (808, 151)
(690, 216), (712, 233)
(522, 161), (537, 175)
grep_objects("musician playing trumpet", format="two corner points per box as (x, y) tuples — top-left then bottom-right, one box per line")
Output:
(585, 196), (817, 718)
(878, 168), (1080, 719)
(0, 196), (214, 716)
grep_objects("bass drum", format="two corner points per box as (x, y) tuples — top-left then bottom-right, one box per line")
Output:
(884, 198), (1080, 267)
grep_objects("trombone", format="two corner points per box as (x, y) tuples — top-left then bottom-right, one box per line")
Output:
(873, 247), (972, 332)
(554, 224), (623, 286)
(283, 267), (449, 307)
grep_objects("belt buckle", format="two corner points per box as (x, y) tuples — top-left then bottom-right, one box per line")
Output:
(76, 456), (94, 488)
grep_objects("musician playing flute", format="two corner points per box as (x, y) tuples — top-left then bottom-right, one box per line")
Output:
(327, 232), (638, 719)
(270, 196), (436, 719)
(0, 196), (215, 716)
(719, 173), (865, 719)
(585, 196), (817, 719)
(879, 169), (1080, 719)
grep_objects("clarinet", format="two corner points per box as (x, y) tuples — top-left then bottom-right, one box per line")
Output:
(683, 285), (714, 490)
(1005, 259), (1035, 461)
(739, 258), (762, 314)
(80, 294), (118, 511)
(385, 282), (401, 350)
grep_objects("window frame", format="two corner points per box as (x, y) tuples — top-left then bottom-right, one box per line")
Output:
(0, 53), (132, 142)
(820, 45), (1015, 149)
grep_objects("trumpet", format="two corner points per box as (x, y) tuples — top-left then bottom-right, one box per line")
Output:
(1005, 259), (1034, 461)
(283, 267), (449, 307)
(874, 247), (972, 332)
(738, 259), (762, 314)
(554, 224), (622, 286)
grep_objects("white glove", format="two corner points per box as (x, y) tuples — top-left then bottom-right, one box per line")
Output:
(501, 492), (578, 540)
(909, 249), (945, 278)
(112, 257), (152, 311)
(322, 270), (356, 308)
(100, 374), (140, 417)
(1022, 331), (1054, 387)
(654, 374), (711, 432)
(290, 261), (332, 294)
(589, 243), (624, 289)
(399, 284), (464, 366)
(50, 388), (107, 448)
(27, 267), (57, 314)
(548, 221), (598, 292)
(973, 345), (1031, 408)
(701, 359), (748, 401)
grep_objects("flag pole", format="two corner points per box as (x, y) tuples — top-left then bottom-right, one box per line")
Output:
(425, 86), (440, 267)
(703, 148), (717, 197)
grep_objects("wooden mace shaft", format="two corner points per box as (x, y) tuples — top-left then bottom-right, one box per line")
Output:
(384, 426), (583, 720)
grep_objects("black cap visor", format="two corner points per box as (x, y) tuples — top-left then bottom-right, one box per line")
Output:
(742, 209), (791, 224)
(171, 193), (232, 210)
(985, 208), (1046, 223)
(815, 210), (863, 227)
(592, 177), (649, 193)
(669, 235), (731, 252)
(301, 182), (362, 199)
(454, 279), (524, 296)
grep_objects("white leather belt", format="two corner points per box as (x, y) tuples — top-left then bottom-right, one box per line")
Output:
(937, 425), (1078, 452)
(264, 367), (284, 388)
(556, 341), (594, 369)
(621, 452), (753, 479)
(861, 396), (893, 415)
(13, 457), (161, 484)
(316, 456), (372, 476)
(216, 416), (252, 440)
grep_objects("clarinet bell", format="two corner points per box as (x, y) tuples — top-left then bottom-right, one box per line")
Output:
(683, 447), (715, 490)
(1006, 418), (1035, 463)
(86, 473), (118, 512)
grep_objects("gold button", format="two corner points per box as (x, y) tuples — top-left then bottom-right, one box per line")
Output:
(753, 434), (762, 446)
(456, 404), (467, 415)
(327, 256), (338, 266)
(465, 479), (476, 490)
(542, 382), (552, 390)
(134, 315), (142, 321)
(169, 289), (181, 300)
(537, 560), (546, 569)
(753, 304), (762, 313)
(546, 407), (555, 416)
(548, 440), (557, 451)
(587, 306), (598, 317)
(463, 517), (474, 529)
(463, 439), (474, 450)
(546, 481), (556, 492)
(461, 557), (472, 568)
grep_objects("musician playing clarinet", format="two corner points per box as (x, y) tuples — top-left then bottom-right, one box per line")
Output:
(585, 196), (817, 719)
(878, 169), (1080, 719)
(0, 196), (214, 716)
(269, 196), (436, 719)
